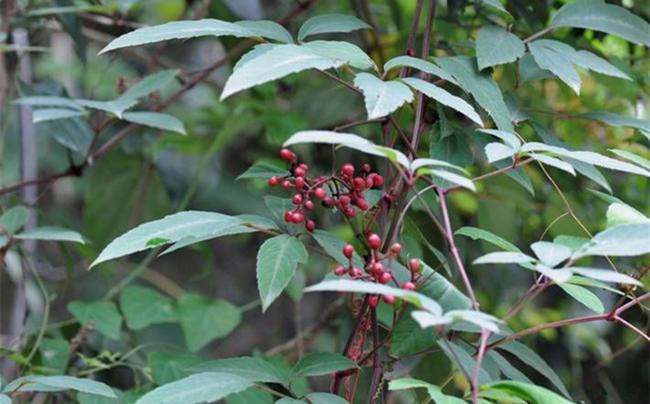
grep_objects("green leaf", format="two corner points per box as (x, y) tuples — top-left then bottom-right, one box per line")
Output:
(487, 351), (532, 384)
(435, 56), (513, 131)
(485, 142), (516, 163)
(473, 252), (536, 265)
(177, 293), (241, 351)
(390, 308), (438, 356)
(578, 111), (650, 134)
(291, 352), (357, 377)
(438, 340), (491, 384)
(311, 229), (364, 268)
(119, 69), (178, 100)
(91, 211), (244, 268)
(609, 150), (650, 171)
(133, 372), (252, 404)
(237, 162), (287, 180)
(233, 20), (294, 44)
(574, 223), (650, 258)
(402, 77), (483, 126)
(122, 112), (186, 135)
(305, 392), (348, 404)
(569, 50), (630, 80)
(518, 53), (554, 82)
(13, 96), (84, 110)
(606, 202), (649, 227)
(528, 153), (576, 176)
(3, 375), (116, 398)
(301, 40), (375, 70)
(1, 206), (28, 234)
(476, 26), (525, 70)
(557, 283), (604, 313)
(383, 56), (458, 84)
(257, 235), (308, 311)
(99, 19), (281, 54)
(528, 40), (581, 94)
(33, 108), (86, 123)
(551, 0), (650, 46)
(221, 44), (337, 100)
(76, 98), (138, 118)
(119, 286), (177, 330)
(39, 338), (70, 374)
(568, 267), (641, 286)
(480, 0), (509, 14)
(477, 128), (521, 149)
(485, 381), (574, 404)
(432, 169), (477, 191)
(530, 241), (571, 268)
(419, 263), (472, 311)
(498, 341), (570, 397)
(191, 356), (287, 384)
(14, 226), (86, 244)
(354, 73), (413, 119)
(297, 14), (370, 42)
(147, 351), (201, 385)
(0, 394), (10, 404)
(67, 301), (122, 340)
(455, 226), (521, 253)
(388, 378), (432, 390)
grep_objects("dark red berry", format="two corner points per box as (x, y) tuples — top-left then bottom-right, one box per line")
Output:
(323, 197), (336, 208)
(383, 294), (396, 304)
(292, 194), (303, 205)
(284, 211), (293, 222)
(379, 272), (392, 284)
(403, 282), (416, 291)
(341, 163), (354, 177)
(344, 207), (356, 218)
(408, 258), (422, 273)
(282, 180), (291, 189)
(298, 163), (309, 172)
(306, 220), (316, 232)
(390, 243), (402, 255)
(371, 262), (383, 275)
(343, 244), (354, 259)
(355, 197), (369, 211)
(353, 177), (366, 190)
(366, 176), (375, 188)
(334, 266), (346, 276)
(280, 148), (295, 162)
(368, 295), (379, 308)
(304, 200), (315, 210)
(314, 187), (327, 200)
(291, 211), (304, 223)
(268, 176), (279, 186)
(372, 174), (384, 187)
(350, 267), (363, 278)
(295, 177), (305, 190)
(339, 195), (351, 207)
(294, 166), (306, 178)
(406, 48), (415, 56)
(367, 233), (381, 250)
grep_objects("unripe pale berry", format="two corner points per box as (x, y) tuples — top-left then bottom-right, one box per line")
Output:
(403, 282), (416, 291)
(368, 295), (379, 308)
(306, 220), (316, 232)
(334, 266), (346, 276)
(343, 244), (354, 259)
(390, 243), (402, 255)
(408, 258), (422, 273)
(383, 294), (396, 304)
(341, 163), (354, 177)
(379, 272), (392, 284)
(367, 233), (381, 250)
(268, 176), (279, 186)
(280, 148), (295, 162)
(304, 200), (315, 210)
(314, 187), (327, 200)
(292, 194), (303, 205)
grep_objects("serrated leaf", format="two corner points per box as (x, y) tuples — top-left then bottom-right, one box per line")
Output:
(177, 293), (241, 351)
(391, 308), (438, 356)
(528, 40), (581, 94)
(134, 372), (252, 404)
(456, 227), (521, 252)
(119, 286), (177, 330)
(528, 153), (576, 175)
(477, 129), (521, 149)
(191, 357), (287, 384)
(297, 14), (370, 42)
(301, 40), (375, 70)
(570, 50), (631, 80)
(33, 108), (86, 123)
(291, 352), (357, 377)
(119, 69), (178, 100)
(402, 77), (483, 126)
(122, 112), (186, 134)
(476, 26), (525, 70)
(609, 150), (650, 171)
(234, 20), (294, 44)
(67, 301), (122, 340)
(435, 56), (513, 131)
(485, 142), (516, 163)
(473, 252), (536, 265)
(432, 169), (476, 191)
(0, 206), (29, 234)
(557, 283), (604, 313)
(91, 211), (244, 267)
(568, 267), (641, 286)
(574, 223), (650, 258)
(411, 158), (467, 173)
(551, 0), (650, 46)
(383, 56), (458, 84)
(14, 226), (86, 244)
(354, 73), (413, 119)
(257, 235), (308, 311)
(486, 381), (573, 404)
(606, 202), (649, 227)
(76, 98), (138, 118)
(530, 241), (571, 268)
(3, 376), (115, 398)
(311, 229), (364, 268)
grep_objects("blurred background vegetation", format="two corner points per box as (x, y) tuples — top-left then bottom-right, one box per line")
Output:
(0, 0), (648, 403)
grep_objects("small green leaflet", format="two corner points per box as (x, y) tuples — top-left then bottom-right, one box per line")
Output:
(301, 40), (375, 70)
(119, 286), (178, 330)
(551, 0), (650, 47)
(606, 202), (649, 227)
(122, 112), (186, 135)
(67, 300), (123, 340)
(574, 223), (650, 258)
(133, 372), (252, 404)
(291, 352), (357, 377)
(0, 205), (29, 234)
(191, 356), (287, 384)
(476, 26), (525, 70)
(177, 293), (241, 351)
(14, 226), (86, 244)
(558, 283), (604, 313)
(455, 226), (521, 252)
(579, 111), (650, 134)
(2, 375), (116, 398)
(485, 381), (573, 404)
(33, 108), (85, 123)
(297, 14), (370, 42)
(237, 162), (287, 180)
(354, 73), (413, 119)
(609, 150), (650, 171)
(119, 69), (178, 101)
(256, 235), (308, 311)
(528, 40), (581, 94)
(76, 98), (138, 119)
(383, 56), (458, 85)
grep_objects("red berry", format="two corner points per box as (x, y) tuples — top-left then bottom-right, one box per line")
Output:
(403, 282), (416, 291)
(268, 176), (279, 186)
(368, 295), (379, 308)
(294, 166), (306, 178)
(343, 244), (354, 259)
(291, 211), (304, 223)
(379, 272), (392, 284)
(355, 197), (369, 211)
(339, 195), (351, 207)
(298, 163), (309, 172)
(390, 243), (402, 255)
(323, 197), (336, 208)
(304, 200), (315, 210)
(282, 180), (291, 189)
(314, 187), (327, 200)
(306, 220), (316, 232)
(353, 177), (366, 190)
(280, 148), (295, 162)
(295, 177), (305, 190)
(367, 233), (381, 250)
(366, 176), (375, 188)
(341, 163), (355, 177)
(344, 207), (356, 218)
(284, 211), (293, 222)
(408, 258), (422, 273)
(292, 194), (303, 205)
(362, 163), (371, 173)
(383, 294), (396, 304)
(372, 174), (384, 187)
(334, 266), (346, 276)
(350, 267), (363, 278)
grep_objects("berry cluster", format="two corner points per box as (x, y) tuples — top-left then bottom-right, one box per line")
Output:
(334, 233), (422, 308)
(267, 148), (384, 232)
